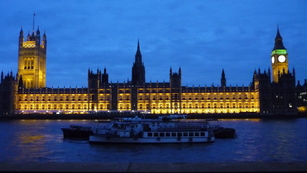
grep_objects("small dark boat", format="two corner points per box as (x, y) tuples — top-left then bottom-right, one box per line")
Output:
(213, 127), (237, 138)
(61, 125), (93, 139)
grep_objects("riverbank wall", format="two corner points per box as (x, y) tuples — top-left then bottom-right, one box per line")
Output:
(1, 162), (307, 172)
(0, 112), (306, 120)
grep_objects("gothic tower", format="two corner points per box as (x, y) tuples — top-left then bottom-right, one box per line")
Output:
(221, 69), (226, 87)
(17, 26), (47, 88)
(131, 40), (145, 85)
(271, 27), (288, 83)
(170, 67), (182, 113)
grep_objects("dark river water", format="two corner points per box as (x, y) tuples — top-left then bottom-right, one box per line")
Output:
(0, 118), (306, 162)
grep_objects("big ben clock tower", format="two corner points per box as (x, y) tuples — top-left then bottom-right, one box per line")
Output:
(271, 28), (288, 83)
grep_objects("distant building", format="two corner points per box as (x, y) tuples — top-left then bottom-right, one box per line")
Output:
(0, 24), (304, 115)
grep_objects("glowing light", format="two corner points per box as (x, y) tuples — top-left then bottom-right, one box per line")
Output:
(271, 49), (287, 55)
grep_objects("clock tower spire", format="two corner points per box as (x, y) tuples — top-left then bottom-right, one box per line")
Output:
(271, 27), (288, 83)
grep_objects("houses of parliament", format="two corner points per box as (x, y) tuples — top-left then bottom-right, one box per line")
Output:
(0, 24), (306, 115)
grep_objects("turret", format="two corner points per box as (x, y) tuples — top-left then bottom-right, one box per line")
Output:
(101, 67), (109, 85)
(19, 28), (24, 47)
(131, 40), (145, 85)
(42, 31), (47, 49)
(35, 27), (40, 45)
(1, 71), (3, 82)
(221, 69), (226, 87)
(170, 67), (181, 88)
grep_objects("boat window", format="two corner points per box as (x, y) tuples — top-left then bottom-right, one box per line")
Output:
(154, 133), (159, 137)
(200, 132), (205, 136)
(189, 132), (194, 136)
(183, 132), (188, 137)
(166, 133), (170, 137)
(195, 132), (199, 136)
(160, 133), (165, 137)
(171, 132), (176, 137)
(178, 133), (182, 137)
(148, 133), (152, 137)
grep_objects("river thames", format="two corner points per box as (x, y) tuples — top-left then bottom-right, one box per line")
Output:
(0, 118), (306, 162)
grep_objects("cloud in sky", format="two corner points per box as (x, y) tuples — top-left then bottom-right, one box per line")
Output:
(0, 0), (306, 87)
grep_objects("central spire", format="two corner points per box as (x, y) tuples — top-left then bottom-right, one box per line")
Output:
(135, 39), (142, 63)
(131, 40), (145, 85)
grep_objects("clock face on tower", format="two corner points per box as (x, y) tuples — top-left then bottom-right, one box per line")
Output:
(278, 55), (286, 62)
(271, 56), (275, 63)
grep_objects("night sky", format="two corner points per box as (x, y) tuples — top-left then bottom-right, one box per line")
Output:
(1, 0), (306, 88)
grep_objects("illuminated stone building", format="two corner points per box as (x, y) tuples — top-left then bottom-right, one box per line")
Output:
(0, 26), (302, 115)
(18, 28), (47, 89)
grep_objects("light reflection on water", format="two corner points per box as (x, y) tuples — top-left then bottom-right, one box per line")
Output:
(0, 118), (306, 162)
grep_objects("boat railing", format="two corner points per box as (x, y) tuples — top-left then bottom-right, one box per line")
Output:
(155, 125), (208, 131)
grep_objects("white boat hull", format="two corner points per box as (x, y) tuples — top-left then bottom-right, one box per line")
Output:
(89, 135), (214, 144)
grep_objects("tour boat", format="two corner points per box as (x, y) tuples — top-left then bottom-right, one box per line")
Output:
(61, 125), (94, 139)
(89, 117), (215, 144)
(61, 121), (111, 139)
(61, 115), (236, 141)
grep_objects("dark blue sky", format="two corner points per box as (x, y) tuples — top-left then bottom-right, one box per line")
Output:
(1, 0), (306, 87)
